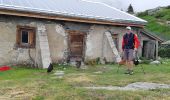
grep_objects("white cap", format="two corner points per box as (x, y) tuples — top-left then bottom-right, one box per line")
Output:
(126, 26), (131, 30)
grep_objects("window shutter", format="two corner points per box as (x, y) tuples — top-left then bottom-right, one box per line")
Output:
(16, 28), (21, 46)
(29, 30), (35, 47)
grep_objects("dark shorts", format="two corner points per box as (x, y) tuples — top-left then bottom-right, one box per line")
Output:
(123, 49), (134, 61)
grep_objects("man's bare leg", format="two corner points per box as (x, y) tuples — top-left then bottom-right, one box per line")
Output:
(124, 61), (130, 74)
(128, 61), (134, 75)
(129, 61), (134, 70)
(125, 60), (134, 75)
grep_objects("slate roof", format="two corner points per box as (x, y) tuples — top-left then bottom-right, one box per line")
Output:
(0, 0), (147, 25)
(140, 30), (164, 42)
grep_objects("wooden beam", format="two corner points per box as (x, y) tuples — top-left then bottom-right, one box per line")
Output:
(0, 9), (144, 28)
(155, 40), (158, 60)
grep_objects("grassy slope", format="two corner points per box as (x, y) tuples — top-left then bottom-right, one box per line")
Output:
(137, 8), (170, 40)
(0, 60), (170, 100)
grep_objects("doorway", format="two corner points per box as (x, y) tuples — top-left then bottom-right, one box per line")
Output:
(68, 30), (86, 61)
(142, 40), (156, 59)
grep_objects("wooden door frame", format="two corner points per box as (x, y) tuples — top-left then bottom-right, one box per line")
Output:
(67, 30), (86, 61)
(142, 40), (156, 59)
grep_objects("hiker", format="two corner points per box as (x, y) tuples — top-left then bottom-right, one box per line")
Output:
(122, 26), (140, 75)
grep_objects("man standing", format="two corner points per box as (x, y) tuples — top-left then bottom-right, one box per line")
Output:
(122, 26), (140, 75)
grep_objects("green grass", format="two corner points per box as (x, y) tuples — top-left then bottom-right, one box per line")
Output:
(139, 16), (170, 40)
(0, 61), (170, 100)
(154, 8), (170, 20)
(137, 7), (170, 40)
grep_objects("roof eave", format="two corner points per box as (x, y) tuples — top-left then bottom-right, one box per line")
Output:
(140, 30), (165, 42)
(0, 7), (145, 27)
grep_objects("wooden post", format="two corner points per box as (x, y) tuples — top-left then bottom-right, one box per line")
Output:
(155, 40), (158, 60)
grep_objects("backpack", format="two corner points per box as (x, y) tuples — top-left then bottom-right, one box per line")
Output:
(123, 33), (135, 49)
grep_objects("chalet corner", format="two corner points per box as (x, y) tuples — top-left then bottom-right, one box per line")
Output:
(0, 0), (162, 68)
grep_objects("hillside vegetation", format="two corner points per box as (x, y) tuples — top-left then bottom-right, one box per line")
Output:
(137, 6), (170, 40)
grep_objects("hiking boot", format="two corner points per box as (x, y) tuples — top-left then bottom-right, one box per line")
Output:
(129, 70), (134, 75)
(124, 70), (130, 74)
(124, 70), (134, 75)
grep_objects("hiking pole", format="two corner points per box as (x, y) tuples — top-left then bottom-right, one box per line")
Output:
(140, 64), (145, 74)
(135, 51), (145, 74)
(117, 51), (124, 73)
(117, 63), (120, 73)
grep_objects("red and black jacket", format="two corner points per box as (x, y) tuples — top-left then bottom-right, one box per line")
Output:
(122, 33), (140, 50)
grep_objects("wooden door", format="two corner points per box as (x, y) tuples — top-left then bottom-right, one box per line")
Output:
(143, 40), (156, 59)
(68, 31), (85, 61)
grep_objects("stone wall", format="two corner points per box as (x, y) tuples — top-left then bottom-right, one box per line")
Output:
(0, 16), (51, 67)
(46, 24), (67, 63)
(0, 15), (143, 66)
(85, 25), (125, 62)
(0, 16), (38, 66)
(85, 25), (108, 59)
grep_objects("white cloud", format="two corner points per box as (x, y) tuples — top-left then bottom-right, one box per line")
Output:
(87, 0), (170, 12)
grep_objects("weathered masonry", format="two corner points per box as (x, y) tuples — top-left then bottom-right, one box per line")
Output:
(0, 0), (161, 68)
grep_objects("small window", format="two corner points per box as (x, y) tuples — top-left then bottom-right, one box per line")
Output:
(21, 30), (29, 43)
(16, 26), (36, 48)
